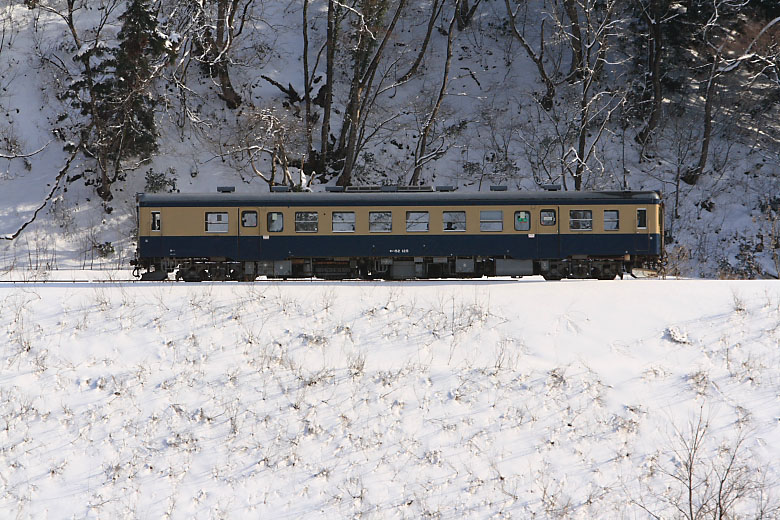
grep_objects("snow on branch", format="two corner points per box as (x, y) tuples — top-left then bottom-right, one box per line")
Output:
(0, 140), (51, 160)
(718, 16), (780, 74)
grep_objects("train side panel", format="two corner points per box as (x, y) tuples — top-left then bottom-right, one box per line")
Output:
(135, 191), (663, 280)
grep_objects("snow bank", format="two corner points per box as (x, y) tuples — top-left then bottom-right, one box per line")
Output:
(1, 277), (779, 518)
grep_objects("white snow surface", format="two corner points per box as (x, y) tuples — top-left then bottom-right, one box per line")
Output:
(2, 274), (779, 518)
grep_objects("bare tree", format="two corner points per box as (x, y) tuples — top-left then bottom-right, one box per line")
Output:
(675, 2), (780, 185)
(225, 107), (312, 190)
(1, 145), (82, 241)
(33, 0), (125, 201)
(515, 0), (626, 190)
(562, 0), (584, 80)
(633, 407), (779, 519)
(336, 0), (409, 187)
(635, 0), (669, 151)
(318, 0), (338, 176)
(266, 0), (444, 186)
(455, 0), (482, 30)
(409, 0), (460, 186)
(302, 0), (313, 158)
(198, 0), (252, 109)
(504, 0), (557, 110)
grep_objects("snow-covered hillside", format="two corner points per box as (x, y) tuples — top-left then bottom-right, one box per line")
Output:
(2, 276), (779, 518)
(1, 2), (779, 278)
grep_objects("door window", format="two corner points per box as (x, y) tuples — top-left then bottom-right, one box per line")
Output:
(241, 211), (258, 227)
(637, 208), (647, 229)
(151, 211), (161, 231)
(514, 211), (531, 231)
(267, 212), (284, 232)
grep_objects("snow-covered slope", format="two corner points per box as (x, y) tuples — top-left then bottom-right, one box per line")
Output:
(1, 2), (778, 278)
(2, 277), (779, 518)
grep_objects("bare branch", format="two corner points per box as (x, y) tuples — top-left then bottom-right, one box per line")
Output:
(1, 144), (81, 241)
(0, 140), (51, 160)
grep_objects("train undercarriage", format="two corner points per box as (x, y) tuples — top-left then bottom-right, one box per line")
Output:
(133, 255), (659, 281)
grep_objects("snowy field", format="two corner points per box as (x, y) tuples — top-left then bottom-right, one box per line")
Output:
(1, 275), (779, 518)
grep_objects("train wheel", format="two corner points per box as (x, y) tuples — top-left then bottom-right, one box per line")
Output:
(179, 268), (202, 282)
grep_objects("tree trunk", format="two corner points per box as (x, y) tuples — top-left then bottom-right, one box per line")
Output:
(637, 0), (664, 149)
(687, 55), (719, 184)
(336, 0), (408, 187)
(337, 82), (363, 187)
(213, 0), (243, 109)
(411, 0), (459, 186)
(456, 0), (481, 30)
(504, 0), (555, 110)
(397, 0), (443, 83)
(563, 0), (583, 80)
(302, 0), (313, 158)
(319, 0), (336, 175)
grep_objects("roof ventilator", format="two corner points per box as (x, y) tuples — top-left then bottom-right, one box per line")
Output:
(489, 185), (507, 191)
(542, 184), (562, 191)
(217, 186), (235, 193)
(344, 185), (435, 193)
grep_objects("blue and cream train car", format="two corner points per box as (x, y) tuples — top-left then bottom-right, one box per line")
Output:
(132, 187), (663, 281)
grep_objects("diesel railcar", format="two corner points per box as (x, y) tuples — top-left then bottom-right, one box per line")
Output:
(131, 186), (664, 281)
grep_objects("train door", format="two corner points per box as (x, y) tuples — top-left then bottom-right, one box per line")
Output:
(238, 207), (261, 260)
(534, 205), (560, 259)
(634, 207), (649, 252)
(512, 207), (535, 258)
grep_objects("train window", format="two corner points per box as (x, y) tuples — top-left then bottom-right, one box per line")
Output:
(267, 212), (283, 232)
(295, 211), (319, 233)
(406, 211), (429, 232)
(369, 211), (392, 232)
(241, 211), (258, 227)
(540, 210), (556, 226)
(443, 211), (466, 231)
(569, 210), (593, 230)
(604, 210), (619, 230)
(205, 212), (229, 233)
(637, 208), (647, 229)
(332, 211), (356, 232)
(514, 211), (531, 231)
(151, 211), (161, 231)
(480, 210), (503, 231)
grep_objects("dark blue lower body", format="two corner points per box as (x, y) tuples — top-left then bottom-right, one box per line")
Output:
(138, 233), (662, 261)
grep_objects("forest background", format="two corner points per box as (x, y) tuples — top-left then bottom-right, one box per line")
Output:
(0, 0), (779, 278)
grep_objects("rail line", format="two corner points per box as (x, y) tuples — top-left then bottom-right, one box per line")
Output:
(0, 278), (143, 284)
(0, 277), (537, 285)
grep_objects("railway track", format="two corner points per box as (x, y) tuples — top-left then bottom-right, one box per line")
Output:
(0, 278), (144, 284)
(0, 276), (532, 284)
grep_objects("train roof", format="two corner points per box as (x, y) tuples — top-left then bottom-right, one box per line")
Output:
(137, 189), (662, 207)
